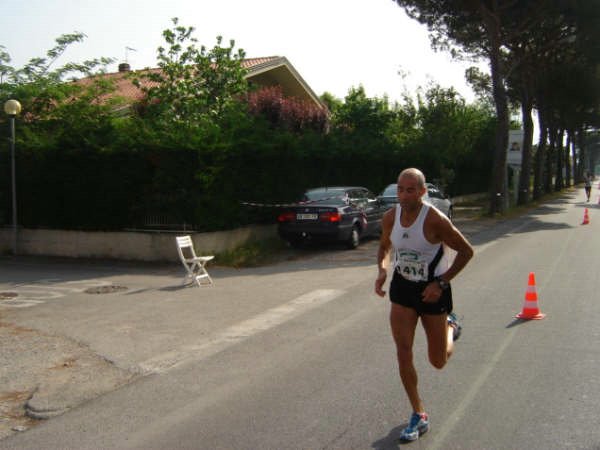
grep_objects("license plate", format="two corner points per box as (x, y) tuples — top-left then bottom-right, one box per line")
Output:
(296, 213), (318, 220)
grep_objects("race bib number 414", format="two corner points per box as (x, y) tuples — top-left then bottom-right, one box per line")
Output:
(395, 250), (428, 282)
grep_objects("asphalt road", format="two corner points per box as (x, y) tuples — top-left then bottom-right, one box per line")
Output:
(1, 190), (600, 449)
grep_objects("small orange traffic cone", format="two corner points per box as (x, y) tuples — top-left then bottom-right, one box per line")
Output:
(516, 272), (545, 320)
(582, 208), (590, 225)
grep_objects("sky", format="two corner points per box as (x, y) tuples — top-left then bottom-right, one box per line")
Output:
(0, 0), (487, 104)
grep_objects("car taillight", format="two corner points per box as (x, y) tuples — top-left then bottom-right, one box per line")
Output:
(277, 212), (295, 222)
(319, 211), (340, 222)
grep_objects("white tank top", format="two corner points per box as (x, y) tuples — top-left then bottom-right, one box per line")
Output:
(390, 203), (451, 282)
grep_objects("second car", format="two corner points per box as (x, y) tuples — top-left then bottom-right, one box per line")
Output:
(377, 182), (453, 219)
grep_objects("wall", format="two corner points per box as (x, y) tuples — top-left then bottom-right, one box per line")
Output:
(451, 192), (488, 205)
(0, 225), (277, 262)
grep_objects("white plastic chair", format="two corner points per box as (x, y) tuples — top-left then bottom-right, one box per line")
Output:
(175, 235), (214, 286)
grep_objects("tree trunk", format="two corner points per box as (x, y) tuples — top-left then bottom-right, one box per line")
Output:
(565, 131), (572, 187)
(518, 92), (534, 205)
(555, 128), (564, 191)
(545, 125), (555, 193)
(485, 20), (509, 214)
(577, 127), (586, 182)
(571, 129), (579, 183)
(533, 109), (547, 199)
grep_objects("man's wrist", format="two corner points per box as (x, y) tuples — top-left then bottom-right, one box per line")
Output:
(435, 276), (450, 290)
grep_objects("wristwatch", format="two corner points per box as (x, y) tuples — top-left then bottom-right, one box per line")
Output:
(435, 276), (450, 290)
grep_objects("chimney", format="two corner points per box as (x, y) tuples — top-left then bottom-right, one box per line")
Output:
(118, 62), (131, 72)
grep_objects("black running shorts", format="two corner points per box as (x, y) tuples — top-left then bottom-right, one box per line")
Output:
(389, 270), (453, 315)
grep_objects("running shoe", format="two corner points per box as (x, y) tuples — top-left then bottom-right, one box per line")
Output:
(399, 412), (429, 442)
(448, 312), (462, 341)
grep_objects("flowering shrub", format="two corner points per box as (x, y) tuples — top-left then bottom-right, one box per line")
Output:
(247, 86), (329, 133)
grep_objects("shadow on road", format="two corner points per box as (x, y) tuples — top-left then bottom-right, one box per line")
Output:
(371, 423), (407, 449)
(505, 317), (545, 328)
(507, 218), (573, 234)
(528, 204), (568, 215)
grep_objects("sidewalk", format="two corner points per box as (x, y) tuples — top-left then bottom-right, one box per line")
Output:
(0, 206), (498, 441)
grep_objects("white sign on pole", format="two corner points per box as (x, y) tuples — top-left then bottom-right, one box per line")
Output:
(507, 129), (524, 166)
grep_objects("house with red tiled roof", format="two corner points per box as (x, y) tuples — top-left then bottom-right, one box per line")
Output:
(241, 57), (322, 107)
(77, 56), (324, 113)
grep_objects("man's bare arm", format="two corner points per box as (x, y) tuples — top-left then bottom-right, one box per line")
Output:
(375, 208), (395, 297)
(434, 213), (474, 283)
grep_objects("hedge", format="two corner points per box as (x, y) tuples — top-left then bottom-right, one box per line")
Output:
(0, 122), (493, 232)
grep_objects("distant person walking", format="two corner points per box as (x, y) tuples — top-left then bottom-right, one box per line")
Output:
(584, 171), (593, 202)
(374, 168), (474, 442)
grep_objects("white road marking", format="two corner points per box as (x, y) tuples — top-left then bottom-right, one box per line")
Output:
(0, 279), (115, 308)
(0, 298), (46, 308)
(8, 288), (64, 299)
(139, 289), (345, 374)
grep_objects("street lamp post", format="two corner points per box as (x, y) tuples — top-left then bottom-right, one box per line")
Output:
(4, 99), (21, 255)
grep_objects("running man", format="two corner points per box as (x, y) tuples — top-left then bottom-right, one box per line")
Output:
(374, 168), (474, 442)
(584, 171), (592, 202)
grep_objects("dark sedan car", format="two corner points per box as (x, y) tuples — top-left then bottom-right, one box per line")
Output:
(378, 182), (454, 219)
(277, 186), (386, 249)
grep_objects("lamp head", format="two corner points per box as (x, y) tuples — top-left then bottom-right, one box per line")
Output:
(4, 99), (22, 116)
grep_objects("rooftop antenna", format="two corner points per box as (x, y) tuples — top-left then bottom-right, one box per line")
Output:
(118, 47), (137, 72)
(125, 46), (137, 63)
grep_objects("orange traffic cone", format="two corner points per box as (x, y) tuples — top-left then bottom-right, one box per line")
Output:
(582, 208), (590, 225)
(516, 272), (545, 320)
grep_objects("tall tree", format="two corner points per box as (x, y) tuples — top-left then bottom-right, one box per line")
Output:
(0, 33), (116, 149)
(393, 1), (516, 213)
(132, 18), (248, 130)
(331, 85), (397, 136)
(0, 33), (115, 113)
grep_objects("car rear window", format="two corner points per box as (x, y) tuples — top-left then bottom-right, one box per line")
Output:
(382, 184), (397, 196)
(302, 189), (348, 204)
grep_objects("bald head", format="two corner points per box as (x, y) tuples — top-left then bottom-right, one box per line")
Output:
(398, 168), (426, 189)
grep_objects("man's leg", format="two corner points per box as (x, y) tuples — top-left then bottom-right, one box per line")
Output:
(421, 313), (454, 369)
(389, 303), (422, 412)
